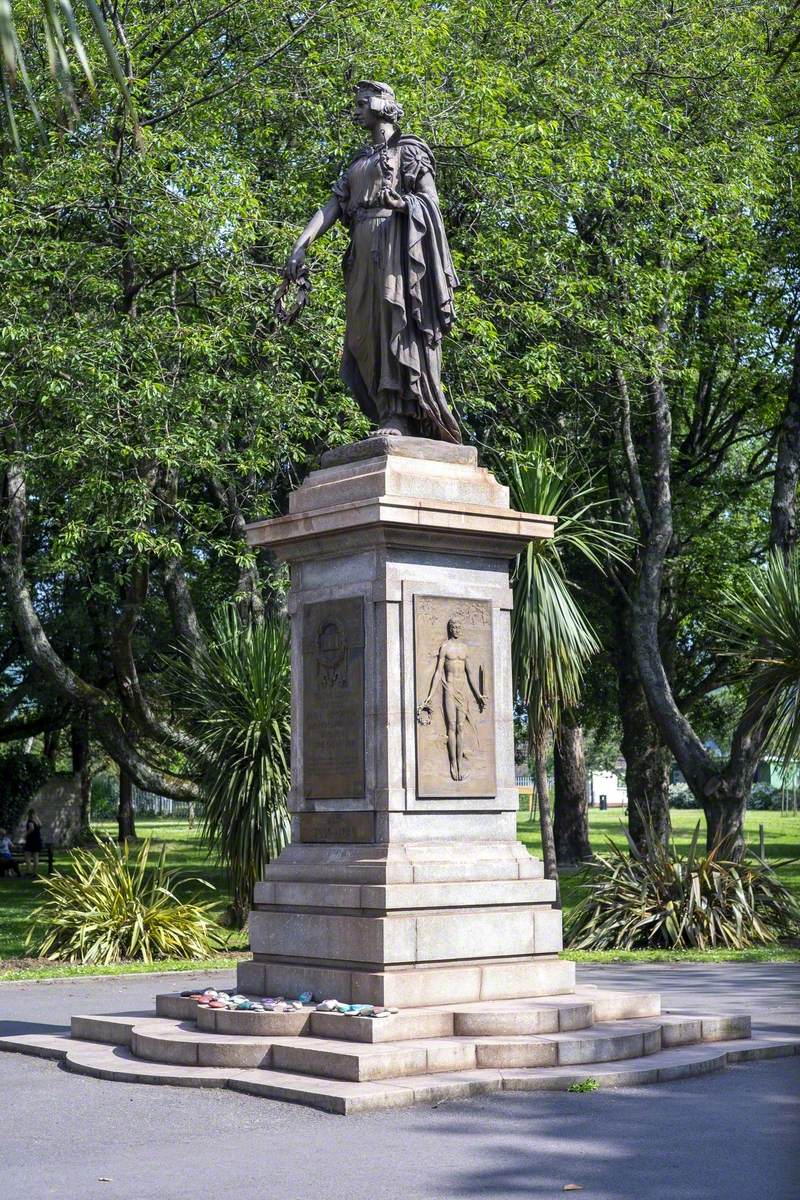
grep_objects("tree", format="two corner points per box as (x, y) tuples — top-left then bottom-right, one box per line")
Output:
(0, 744), (49, 831)
(628, 342), (799, 856)
(170, 608), (291, 924)
(1, 0), (796, 851)
(0, 0), (139, 151)
(553, 714), (592, 866)
(720, 550), (800, 790)
(509, 438), (626, 886)
(466, 0), (800, 856)
(0, 0), (363, 796)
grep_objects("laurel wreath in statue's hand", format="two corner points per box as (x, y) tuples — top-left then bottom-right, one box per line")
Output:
(273, 263), (311, 326)
(416, 703), (432, 726)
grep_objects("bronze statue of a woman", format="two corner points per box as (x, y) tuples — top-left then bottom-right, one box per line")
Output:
(284, 81), (461, 443)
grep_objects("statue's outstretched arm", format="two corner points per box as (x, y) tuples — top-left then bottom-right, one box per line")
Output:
(285, 197), (341, 280)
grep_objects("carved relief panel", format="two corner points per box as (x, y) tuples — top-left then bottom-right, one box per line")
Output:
(414, 595), (496, 798)
(302, 597), (365, 799)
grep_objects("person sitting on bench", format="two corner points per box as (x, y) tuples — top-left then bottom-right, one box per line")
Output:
(0, 829), (21, 876)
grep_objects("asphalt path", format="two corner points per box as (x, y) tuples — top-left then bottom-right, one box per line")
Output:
(1, 963), (798, 1200)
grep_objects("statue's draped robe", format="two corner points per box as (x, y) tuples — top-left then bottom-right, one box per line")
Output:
(333, 133), (461, 443)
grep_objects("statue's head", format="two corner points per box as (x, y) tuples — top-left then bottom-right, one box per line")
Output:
(353, 80), (404, 129)
(447, 617), (461, 639)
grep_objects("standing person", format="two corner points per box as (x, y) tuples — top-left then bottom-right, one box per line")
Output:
(417, 617), (486, 781)
(0, 828), (21, 876)
(284, 80), (461, 443)
(23, 808), (43, 875)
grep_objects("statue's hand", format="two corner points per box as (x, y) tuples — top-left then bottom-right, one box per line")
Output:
(284, 247), (306, 281)
(381, 188), (407, 211)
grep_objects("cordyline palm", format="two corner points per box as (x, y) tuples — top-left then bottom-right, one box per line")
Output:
(509, 438), (628, 888)
(171, 607), (291, 926)
(721, 550), (800, 776)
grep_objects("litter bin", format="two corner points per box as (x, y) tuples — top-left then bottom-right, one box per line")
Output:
(599, 794), (607, 811)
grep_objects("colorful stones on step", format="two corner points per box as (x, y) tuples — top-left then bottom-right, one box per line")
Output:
(313, 999), (398, 1018)
(180, 986), (401, 1017)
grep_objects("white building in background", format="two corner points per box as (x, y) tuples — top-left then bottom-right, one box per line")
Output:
(514, 767), (627, 810)
(587, 770), (627, 809)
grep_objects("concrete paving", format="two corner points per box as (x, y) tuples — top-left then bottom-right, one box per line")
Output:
(1, 962), (798, 1199)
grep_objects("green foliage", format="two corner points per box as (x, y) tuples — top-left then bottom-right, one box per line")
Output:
(27, 836), (221, 963)
(749, 784), (795, 812)
(565, 825), (800, 951)
(668, 780), (797, 812)
(567, 1078), (599, 1093)
(0, 0), (797, 832)
(669, 784), (701, 810)
(170, 608), (291, 923)
(509, 437), (627, 737)
(90, 771), (119, 819)
(0, 1), (139, 152)
(720, 551), (800, 771)
(0, 748), (49, 831)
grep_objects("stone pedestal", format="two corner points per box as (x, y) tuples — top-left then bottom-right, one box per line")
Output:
(242, 436), (573, 1007)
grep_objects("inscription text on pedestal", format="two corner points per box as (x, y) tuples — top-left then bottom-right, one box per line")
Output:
(414, 596), (496, 798)
(302, 597), (365, 799)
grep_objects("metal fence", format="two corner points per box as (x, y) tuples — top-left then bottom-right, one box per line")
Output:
(131, 786), (197, 820)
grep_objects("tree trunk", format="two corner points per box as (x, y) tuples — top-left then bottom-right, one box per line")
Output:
(70, 717), (92, 842)
(704, 789), (747, 859)
(118, 766), (136, 841)
(554, 717), (592, 864)
(532, 726), (560, 904)
(769, 335), (800, 557)
(1, 461), (202, 803)
(625, 359), (799, 861)
(43, 726), (61, 770)
(615, 606), (672, 853)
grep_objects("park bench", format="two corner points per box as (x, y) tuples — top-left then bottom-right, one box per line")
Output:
(0, 841), (54, 876)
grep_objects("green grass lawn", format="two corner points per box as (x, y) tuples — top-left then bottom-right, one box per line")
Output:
(518, 802), (800, 962)
(1, 808), (798, 980)
(0, 818), (248, 981)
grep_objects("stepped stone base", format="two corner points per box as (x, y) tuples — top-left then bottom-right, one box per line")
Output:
(2, 978), (797, 1114)
(237, 954), (575, 1008)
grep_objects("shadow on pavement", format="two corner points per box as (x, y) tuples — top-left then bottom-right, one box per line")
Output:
(402, 1060), (800, 1199)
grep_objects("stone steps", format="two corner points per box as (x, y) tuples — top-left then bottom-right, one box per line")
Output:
(131, 1021), (275, 1069)
(66, 1009), (749, 1080)
(2, 1022), (797, 1114)
(66, 1040), (236, 1087)
(153, 986), (660, 1041)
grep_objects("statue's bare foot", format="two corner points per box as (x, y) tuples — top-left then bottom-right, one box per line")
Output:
(371, 416), (412, 437)
(450, 764), (459, 781)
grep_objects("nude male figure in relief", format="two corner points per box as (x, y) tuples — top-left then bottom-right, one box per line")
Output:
(418, 617), (486, 782)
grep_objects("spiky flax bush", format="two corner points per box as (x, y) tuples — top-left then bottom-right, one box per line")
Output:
(565, 824), (800, 951)
(27, 837), (222, 963)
